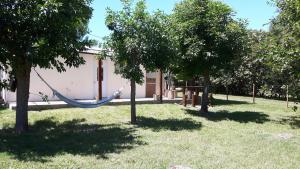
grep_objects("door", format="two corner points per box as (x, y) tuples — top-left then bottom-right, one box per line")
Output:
(146, 78), (156, 98)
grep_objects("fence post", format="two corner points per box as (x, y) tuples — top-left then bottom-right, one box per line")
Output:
(192, 92), (197, 107)
(252, 83), (255, 104)
(226, 84), (229, 101)
(286, 85), (289, 108)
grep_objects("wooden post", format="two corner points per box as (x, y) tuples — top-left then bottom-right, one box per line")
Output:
(182, 86), (186, 106)
(286, 85), (289, 108)
(226, 84), (229, 101)
(192, 92), (197, 107)
(183, 95), (187, 107)
(252, 83), (256, 104)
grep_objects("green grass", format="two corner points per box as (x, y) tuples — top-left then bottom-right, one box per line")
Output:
(0, 95), (299, 169)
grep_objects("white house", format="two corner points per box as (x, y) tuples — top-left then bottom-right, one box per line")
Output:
(0, 48), (164, 103)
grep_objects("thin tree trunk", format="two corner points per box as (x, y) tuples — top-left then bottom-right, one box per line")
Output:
(182, 86), (186, 106)
(200, 71), (210, 113)
(15, 60), (31, 133)
(159, 69), (163, 103)
(130, 79), (136, 124)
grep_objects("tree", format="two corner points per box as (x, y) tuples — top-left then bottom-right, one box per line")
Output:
(269, 0), (300, 101)
(102, 0), (174, 123)
(181, 0), (299, 105)
(213, 30), (274, 96)
(0, 0), (93, 133)
(143, 11), (176, 103)
(171, 0), (248, 113)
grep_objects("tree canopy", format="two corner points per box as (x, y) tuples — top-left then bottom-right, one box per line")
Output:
(0, 0), (94, 132)
(102, 0), (175, 123)
(0, 0), (93, 73)
(170, 0), (248, 112)
(212, 0), (299, 104)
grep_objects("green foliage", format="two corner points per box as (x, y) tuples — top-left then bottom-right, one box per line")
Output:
(272, 0), (300, 39)
(170, 0), (248, 80)
(214, 30), (275, 95)
(214, 29), (298, 100)
(0, 0), (94, 74)
(38, 92), (49, 103)
(0, 0), (94, 132)
(269, 0), (300, 100)
(101, 0), (174, 84)
(213, 0), (299, 102)
(142, 11), (176, 72)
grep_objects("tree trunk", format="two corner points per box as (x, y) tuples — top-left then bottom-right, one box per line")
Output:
(15, 60), (31, 133)
(159, 70), (163, 103)
(200, 71), (210, 113)
(130, 79), (136, 124)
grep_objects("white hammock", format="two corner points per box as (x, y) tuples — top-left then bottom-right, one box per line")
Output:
(34, 69), (123, 108)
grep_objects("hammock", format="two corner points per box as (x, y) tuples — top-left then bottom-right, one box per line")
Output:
(34, 69), (123, 108)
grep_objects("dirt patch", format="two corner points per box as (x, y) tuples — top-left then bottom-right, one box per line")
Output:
(169, 165), (192, 169)
(275, 133), (294, 140)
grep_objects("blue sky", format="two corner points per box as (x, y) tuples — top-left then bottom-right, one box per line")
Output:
(88, 0), (278, 41)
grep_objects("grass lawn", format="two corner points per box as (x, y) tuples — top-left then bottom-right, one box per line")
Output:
(0, 95), (299, 169)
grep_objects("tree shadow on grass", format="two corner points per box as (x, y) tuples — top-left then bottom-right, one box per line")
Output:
(0, 118), (144, 162)
(136, 116), (202, 132)
(276, 115), (300, 129)
(185, 110), (270, 124)
(212, 99), (249, 106)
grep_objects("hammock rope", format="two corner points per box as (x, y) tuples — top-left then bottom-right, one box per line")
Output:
(34, 69), (123, 108)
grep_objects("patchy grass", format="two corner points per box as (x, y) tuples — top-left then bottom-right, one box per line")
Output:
(0, 95), (299, 169)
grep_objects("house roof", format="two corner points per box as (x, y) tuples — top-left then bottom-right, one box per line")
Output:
(81, 47), (102, 55)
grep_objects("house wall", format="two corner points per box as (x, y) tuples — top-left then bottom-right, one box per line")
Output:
(102, 59), (146, 99)
(5, 53), (98, 102)
(4, 53), (146, 102)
